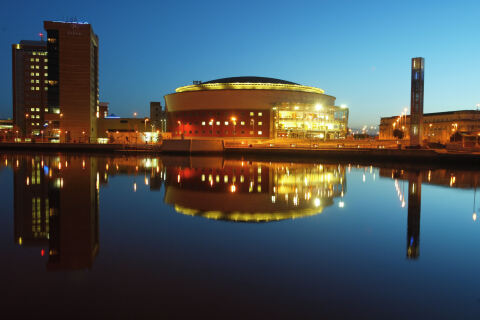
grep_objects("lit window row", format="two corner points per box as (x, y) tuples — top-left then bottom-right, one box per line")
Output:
(31, 122), (40, 126)
(250, 112), (263, 116)
(199, 121), (262, 126)
(32, 52), (47, 56)
(30, 107), (41, 112)
(30, 79), (47, 84)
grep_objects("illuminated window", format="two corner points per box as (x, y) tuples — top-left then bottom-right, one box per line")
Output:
(30, 79), (34, 84)
(35, 58), (39, 62)
(216, 121), (220, 125)
(240, 175), (244, 183)
(258, 122), (263, 126)
(32, 52), (36, 56)
(258, 131), (262, 135)
(201, 174), (205, 181)
(258, 176), (261, 183)
(201, 121), (206, 125)
(30, 86), (35, 90)
(240, 121), (245, 125)
(44, 87), (48, 91)
(258, 112), (262, 116)
(45, 80), (48, 84)
(45, 58), (48, 62)
(36, 79), (39, 84)
(250, 112), (254, 116)
(224, 175), (228, 183)
(44, 73), (48, 77)
(224, 121), (229, 125)
(30, 58), (34, 62)
(36, 87), (40, 91)
(216, 175), (220, 183)
(250, 131), (254, 135)
(30, 72), (34, 76)
(44, 66), (48, 70)
(36, 108), (40, 112)
(36, 73), (39, 76)
(30, 107), (35, 111)
(45, 108), (48, 112)
(257, 185), (262, 192)
(30, 65), (34, 69)
(35, 65), (39, 69)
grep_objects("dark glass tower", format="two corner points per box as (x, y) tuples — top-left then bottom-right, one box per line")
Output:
(410, 57), (424, 146)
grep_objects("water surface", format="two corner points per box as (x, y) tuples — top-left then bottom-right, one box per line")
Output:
(1, 153), (480, 319)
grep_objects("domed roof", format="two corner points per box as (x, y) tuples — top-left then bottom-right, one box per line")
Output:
(203, 76), (298, 85)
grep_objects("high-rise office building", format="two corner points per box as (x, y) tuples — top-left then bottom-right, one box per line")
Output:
(11, 40), (48, 137)
(44, 21), (99, 142)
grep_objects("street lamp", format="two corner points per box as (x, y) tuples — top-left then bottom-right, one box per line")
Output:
(144, 118), (149, 132)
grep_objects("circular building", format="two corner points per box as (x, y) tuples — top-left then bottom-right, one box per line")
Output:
(164, 76), (349, 140)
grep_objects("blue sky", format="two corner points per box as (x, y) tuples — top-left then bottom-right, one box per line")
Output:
(1, 0), (479, 127)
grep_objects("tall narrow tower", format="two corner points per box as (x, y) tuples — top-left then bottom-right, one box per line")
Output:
(410, 57), (424, 146)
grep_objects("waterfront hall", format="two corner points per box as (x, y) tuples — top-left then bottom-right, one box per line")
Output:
(165, 76), (349, 140)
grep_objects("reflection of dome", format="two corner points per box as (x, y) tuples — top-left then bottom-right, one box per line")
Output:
(164, 187), (334, 223)
(174, 204), (323, 223)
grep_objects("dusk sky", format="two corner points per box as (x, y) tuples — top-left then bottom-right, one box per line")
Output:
(1, 0), (479, 127)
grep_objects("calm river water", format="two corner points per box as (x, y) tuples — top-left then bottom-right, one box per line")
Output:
(1, 153), (480, 319)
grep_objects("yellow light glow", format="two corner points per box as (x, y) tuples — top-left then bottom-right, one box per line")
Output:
(176, 82), (325, 94)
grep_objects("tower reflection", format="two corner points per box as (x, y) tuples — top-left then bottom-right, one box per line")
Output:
(381, 167), (480, 260)
(163, 157), (347, 222)
(407, 171), (421, 259)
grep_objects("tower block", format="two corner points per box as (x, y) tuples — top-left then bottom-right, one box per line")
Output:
(410, 57), (424, 147)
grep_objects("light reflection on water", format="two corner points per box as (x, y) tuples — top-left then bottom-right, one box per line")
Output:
(1, 153), (480, 318)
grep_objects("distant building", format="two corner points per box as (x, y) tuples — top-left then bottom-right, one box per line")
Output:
(99, 102), (109, 119)
(379, 110), (480, 144)
(164, 76), (349, 140)
(11, 40), (48, 137)
(150, 101), (167, 132)
(97, 117), (153, 143)
(44, 21), (99, 143)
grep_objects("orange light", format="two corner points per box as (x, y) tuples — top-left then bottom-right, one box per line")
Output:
(230, 184), (236, 193)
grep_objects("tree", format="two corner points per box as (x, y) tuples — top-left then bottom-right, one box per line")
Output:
(393, 129), (404, 139)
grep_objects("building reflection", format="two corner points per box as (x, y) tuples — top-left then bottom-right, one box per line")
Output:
(407, 171), (421, 259)
(381, 168), (480, 260)
(162, 157), (347, 222)
(11, 155), (99, 270)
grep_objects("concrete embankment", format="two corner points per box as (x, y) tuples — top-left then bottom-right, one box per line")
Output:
(225, 147), (480, 165)
(2, 141), (480, 166)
